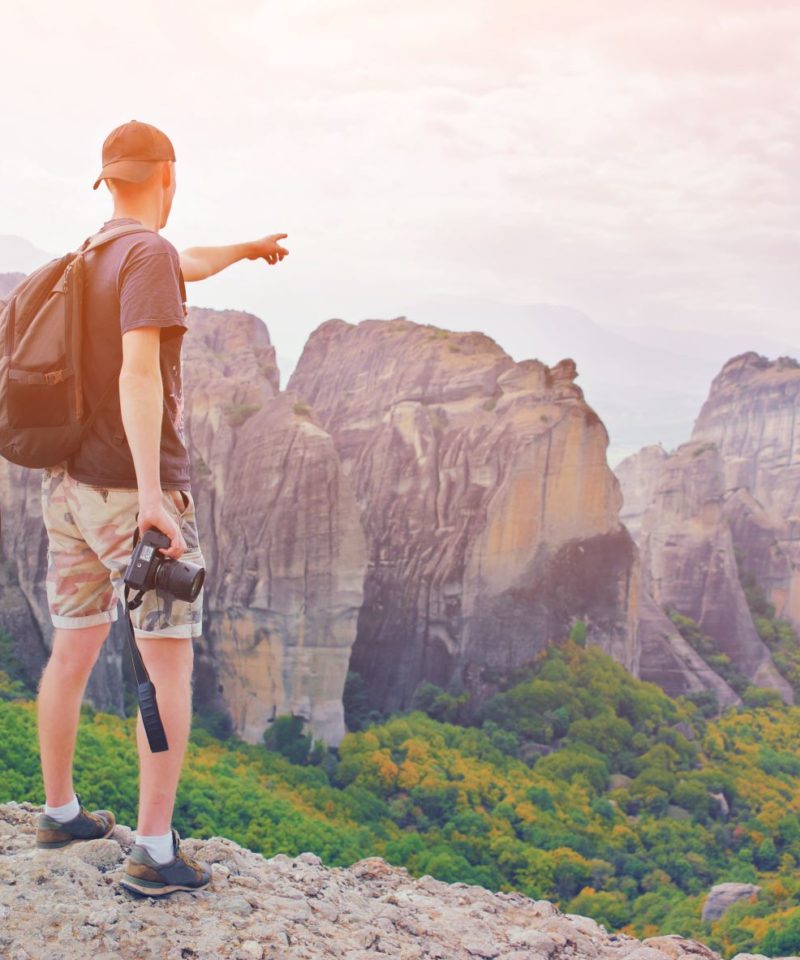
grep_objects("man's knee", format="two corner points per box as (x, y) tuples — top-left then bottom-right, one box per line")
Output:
(137, 636), (195, 672)
(47, 623), (110, 676)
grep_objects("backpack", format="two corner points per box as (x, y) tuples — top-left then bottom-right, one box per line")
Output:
(0, 223), (153, 468)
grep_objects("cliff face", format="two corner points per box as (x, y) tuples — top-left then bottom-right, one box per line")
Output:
(182, 309), (367, 746)
(2, 290), (768, 732)
(617, 440), (792, 701)
(287, 317), (723, 713)
(616, 443), (668, 542)
(691, 352), (800, 631)
(615, 351), (800, 704)
(0, 306), (367, 746)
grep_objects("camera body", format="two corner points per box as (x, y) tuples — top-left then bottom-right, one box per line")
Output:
(124, 528), (205, 602)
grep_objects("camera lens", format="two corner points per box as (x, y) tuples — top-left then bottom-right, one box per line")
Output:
(154, 556), (205, 602)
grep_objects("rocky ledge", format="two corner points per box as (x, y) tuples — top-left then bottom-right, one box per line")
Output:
(0, 802), (787, 960)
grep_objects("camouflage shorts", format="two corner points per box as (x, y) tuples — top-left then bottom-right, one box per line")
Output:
(41, 462), (205, 640)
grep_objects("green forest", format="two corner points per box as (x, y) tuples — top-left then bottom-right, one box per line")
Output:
(4, 620), (800, 959)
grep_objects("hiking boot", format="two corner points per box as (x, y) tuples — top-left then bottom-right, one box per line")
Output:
(119, 827), (212, 897)
(36, 792), (116, 851)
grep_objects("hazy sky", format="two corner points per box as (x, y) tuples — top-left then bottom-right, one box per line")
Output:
(2, 0), (798, 384)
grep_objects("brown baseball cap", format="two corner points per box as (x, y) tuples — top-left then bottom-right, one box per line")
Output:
(92, 120), (176, 190)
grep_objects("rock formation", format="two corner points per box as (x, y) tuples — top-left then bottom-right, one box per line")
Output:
(181, 309), (367, 746)
(692, 353), (800, 630)
(616, 444), (669, 542)
(0, 302), (367, 746)
(634, 583), (740, 705)
(618, 441), (791, 699)
(701, 882), (761, 923)
(616, 352), (800, 703)
(4, 294), (774, 736)
(0, 800), (759, 960)
(287, 317), (734, 714)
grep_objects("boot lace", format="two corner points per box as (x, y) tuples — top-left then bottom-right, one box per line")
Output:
(178, 849), (203, 872)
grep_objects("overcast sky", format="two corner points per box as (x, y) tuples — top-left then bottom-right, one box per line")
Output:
(2, 0), (798, 388)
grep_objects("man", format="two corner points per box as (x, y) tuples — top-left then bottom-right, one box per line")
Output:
(33, 120), (288, 897)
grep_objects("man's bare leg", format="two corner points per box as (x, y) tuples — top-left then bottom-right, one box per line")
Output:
(37, 623), (110, 806)
(135, 637), (194, 836)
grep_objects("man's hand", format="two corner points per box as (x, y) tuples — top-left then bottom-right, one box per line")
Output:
(246, 233), (289, 266)
(180, 234), (289, 281)
(137, 497), (187, 560)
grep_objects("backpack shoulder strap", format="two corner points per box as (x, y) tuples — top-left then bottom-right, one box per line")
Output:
(76, 223), (156, 256)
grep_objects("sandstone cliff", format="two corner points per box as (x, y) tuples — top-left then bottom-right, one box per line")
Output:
(616, 440), (791, 700)
(0, 304), (367, 746)
(692, 352), (800, 631)
(181, 309), (367, 745)
(0, 292), (754, 736)
(287, 317), (732, 713)
(615, 352), (800, 703)
(616, 444), (668, 543)
(0, 800), (754, 960)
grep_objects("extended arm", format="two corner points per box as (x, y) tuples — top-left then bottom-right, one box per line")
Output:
(179, 233), (289, 281)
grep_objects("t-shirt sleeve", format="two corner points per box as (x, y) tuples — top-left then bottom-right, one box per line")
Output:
(118, 249), (187, 338)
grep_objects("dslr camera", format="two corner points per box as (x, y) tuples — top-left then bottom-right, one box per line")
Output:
(124, 528), (205, 602)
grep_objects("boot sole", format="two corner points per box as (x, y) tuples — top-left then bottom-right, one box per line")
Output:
(118, 875), (211, 897)
(35, 819), (116, 851)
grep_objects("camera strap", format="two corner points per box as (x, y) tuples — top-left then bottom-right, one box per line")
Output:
(123, 584), (151, 686)
(120, 521), (169, 753)
(122, 523), (151, 687)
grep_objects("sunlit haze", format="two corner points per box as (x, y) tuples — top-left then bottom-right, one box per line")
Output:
(2, 1), (798, 463)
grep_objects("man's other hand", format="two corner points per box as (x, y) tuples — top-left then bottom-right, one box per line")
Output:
(137, 499), (187, 559)
(247, 233), (289, 266)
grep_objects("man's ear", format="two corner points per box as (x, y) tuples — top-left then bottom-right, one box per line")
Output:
(160, 160), (176, 190)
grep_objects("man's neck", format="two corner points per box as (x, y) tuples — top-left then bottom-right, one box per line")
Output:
(110, 207), (160, 232)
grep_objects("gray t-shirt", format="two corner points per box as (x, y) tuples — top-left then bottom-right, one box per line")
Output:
(66, 217), (191, 490)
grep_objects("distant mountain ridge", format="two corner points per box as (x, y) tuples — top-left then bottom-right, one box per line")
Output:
(0, 235), (53, 274)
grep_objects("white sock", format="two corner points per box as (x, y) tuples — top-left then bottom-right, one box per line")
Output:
(135, 830), (174, 864)
(45, 793), (80, 823)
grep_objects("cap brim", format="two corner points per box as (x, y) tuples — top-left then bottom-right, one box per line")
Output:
(92, 158), (162, 190)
